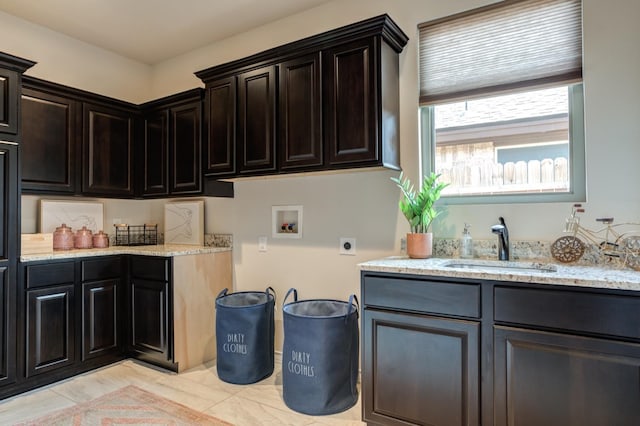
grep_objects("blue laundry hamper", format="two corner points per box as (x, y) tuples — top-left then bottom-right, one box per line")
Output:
(215, 287), (275, 384)
(282, 288), (359, 415)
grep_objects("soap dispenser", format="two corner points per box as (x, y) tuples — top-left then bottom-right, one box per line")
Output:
(460, 223), (473, 258)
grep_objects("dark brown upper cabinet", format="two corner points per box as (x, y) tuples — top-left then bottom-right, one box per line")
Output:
(237, 66), (277, 175)
(323, 38), (377, 166)
(203, 76), (236, 176)
(279, 53), (322, 170)
(140, 88), (203, 197)
(0, 53), (34, 136)
(20, 76), (139, 198)
(195, 14), (408, 178)
(82, 103), (135, 196)
(18, 79), (232, 199)
(21, 86), (80, 194)
(141, 109), (169, 196)
(0, 68), (19, 135)
(170, 100), (201, 194)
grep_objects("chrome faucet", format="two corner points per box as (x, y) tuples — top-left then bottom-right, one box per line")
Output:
(491, 217), (510, 260)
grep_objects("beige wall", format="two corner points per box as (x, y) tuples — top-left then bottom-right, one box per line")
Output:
(5, 0), (640, 349)
(0, 11), (151, 102)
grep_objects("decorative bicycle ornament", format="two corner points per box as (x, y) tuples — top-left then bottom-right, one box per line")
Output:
(551, 204), (640, 270)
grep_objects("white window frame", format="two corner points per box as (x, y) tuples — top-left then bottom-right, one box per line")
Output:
(420, 83), (586, 205)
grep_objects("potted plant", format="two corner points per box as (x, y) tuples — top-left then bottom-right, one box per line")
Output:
(392, 171), (448, 259)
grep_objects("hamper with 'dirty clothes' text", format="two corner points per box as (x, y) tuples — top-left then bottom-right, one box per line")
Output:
(215, 287), (275, 384)
(282, 288), (359, 415)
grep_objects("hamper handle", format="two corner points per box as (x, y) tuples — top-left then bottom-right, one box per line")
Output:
(347, 294), (359, 321)
(265, 286), (276, 301)
(216, 288), (229, 299)
(283, 287), (298, 307)
(266, 286), (276, 310)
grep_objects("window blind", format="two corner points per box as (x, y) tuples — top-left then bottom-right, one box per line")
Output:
(419, 0), (582, 105)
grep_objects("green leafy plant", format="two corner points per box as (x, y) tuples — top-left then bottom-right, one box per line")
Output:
(391, 172), (448, 233)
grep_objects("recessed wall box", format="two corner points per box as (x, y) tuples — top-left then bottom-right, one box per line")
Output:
(272, 205), (303, 239)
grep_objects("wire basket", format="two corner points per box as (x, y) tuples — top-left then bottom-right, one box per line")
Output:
(114, 224), (158, 246)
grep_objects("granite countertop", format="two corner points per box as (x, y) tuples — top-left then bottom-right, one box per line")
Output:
(21, 244), (232, 263)
(359, 256), (640, 292)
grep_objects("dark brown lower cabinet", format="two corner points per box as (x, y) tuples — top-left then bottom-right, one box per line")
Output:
(362, 272), (640, 426)
(8, 258), (123, 398)
(82, 280), (118, 360)
(494, 326), (640, 426)
(2, 251), (225, 400)
(130, 279), (171, 364)
(0, 142), (19, 389)
(0, 267), (11, 386)
(25, 284), (75, 377)
(363, 309), (479, 426)
(128, 256), (174, 370)
(80, 257), (122, 361)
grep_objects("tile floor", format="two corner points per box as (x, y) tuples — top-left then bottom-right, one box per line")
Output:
(0, 356), (364, 425)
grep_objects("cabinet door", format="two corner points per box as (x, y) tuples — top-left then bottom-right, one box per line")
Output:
(323, 38), (378, 166)
(130, 278), (171, 364)
(494, 326), (640, 426)
(0, 143), (18, 264)
(82, 103), (134, 196)
(237, 66), (277, 174)
(0, 68), (18, 135)
(170, 102), (201, 194)
(363, 308), (479, 426)
(279, 53), (322, 170)
(25, 284), (75, 377)
(0, 267), (12, 387)
(141, 110), (169, 196)
(0, 143), (18, 386)
(21, 88), (80, 194)
(204, 77), (236, 176)
(82, 279), (119, 361)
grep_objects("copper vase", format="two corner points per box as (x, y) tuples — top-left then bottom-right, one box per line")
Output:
(406, 233), (433, 259)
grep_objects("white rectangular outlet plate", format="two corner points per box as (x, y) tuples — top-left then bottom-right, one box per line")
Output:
(340, 237), (356, 255)
(258, 236), (267, 252)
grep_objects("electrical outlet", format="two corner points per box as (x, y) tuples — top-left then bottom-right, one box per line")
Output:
(340, 237), (356, 255)
(400, 237), (407, 253)
(258, 236), (267, 252)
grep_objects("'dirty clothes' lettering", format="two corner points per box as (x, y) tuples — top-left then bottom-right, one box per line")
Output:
(223, 333), (247, 354)
(288, 350), (315, 377)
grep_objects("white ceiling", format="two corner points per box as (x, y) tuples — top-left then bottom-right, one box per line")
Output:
(0, 0), (332, 65)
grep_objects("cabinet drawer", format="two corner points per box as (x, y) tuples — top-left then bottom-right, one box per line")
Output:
(81, 257), (122, 281)
(130, 256), (169, 281)
(494, 286), (640, 340)
(25, 261), (75, 289)
(363, 275), (481, 318)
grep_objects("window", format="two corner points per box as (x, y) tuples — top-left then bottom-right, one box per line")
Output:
(419, 0), (585, 203)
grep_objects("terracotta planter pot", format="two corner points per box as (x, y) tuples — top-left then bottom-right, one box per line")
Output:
(406, 233), (433, 259)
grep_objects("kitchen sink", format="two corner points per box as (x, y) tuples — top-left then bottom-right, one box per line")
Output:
(443, 260), (557, 273)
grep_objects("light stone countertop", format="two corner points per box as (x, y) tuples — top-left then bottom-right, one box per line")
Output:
(20, 244), (232, 263)
(359, 256), (640, 292)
